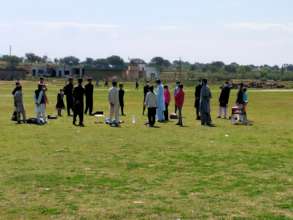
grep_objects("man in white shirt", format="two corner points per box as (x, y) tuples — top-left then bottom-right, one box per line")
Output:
(145, 86), (157, 127)
(108, 81), (120, 125)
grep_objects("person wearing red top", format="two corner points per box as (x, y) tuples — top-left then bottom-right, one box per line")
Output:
(175, 84), (185, 126)
(164, 85), (171, 121)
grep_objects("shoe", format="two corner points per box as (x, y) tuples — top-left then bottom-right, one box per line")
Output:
(207, 123), (216, 127)
(217, 116), (221, 119)
(79, 123), (85, 127)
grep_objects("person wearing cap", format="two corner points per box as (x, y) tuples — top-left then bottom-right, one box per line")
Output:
(156, 80), (165, 122)
(108, 81), (120, 125)
(73, 79), (85, 127)
(84, 78), (94, 115)
(64, 78), (74, 116)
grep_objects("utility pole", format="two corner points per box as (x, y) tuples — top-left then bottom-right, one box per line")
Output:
(9, 45), (12, 56)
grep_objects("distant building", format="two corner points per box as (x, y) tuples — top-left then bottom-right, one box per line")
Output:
(125, 59), (160, 80)
(31, 64), (84, 78)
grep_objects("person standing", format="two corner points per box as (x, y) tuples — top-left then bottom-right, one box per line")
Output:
(56, 89), (65, 117)
(119, 84), (125, 116)
(35, 84), (47, 122)
(108, 81), (120, 125)
(218, 81), (231, 119)
(73, 79), (85, 127)
(175, 84), (185, 126)
(13, 82), (26, 124)
(85, 78), (94, 115)
(200, 79), (214, 126)
(64, 77), (74, 116)
(135, 79), (139, 90)
(143, 81), (150, 115)
(174, 81), (180, 114)
(164, 85), (171, 121)
(145, 86), (157, 127)
(194, 80), (202, 120)
(236, 83), (245, 106)
(156, 80), (165, 122)
(243, 87), (249, 123)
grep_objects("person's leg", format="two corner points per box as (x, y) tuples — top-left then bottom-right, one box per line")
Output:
(66, 97), (71, 116)
(85, 98), (89, 114)
(89, 98), (93, 115)
(73, 108), (77, 125)
(151, 108), (156, 126)
(218, 106), (222, 118)
(148, 108), (152, 126)
(16, 112), (21, 123)
(109, 105), (114, 122)
(224, 106), (227, 119)
(175, 105), (177, 114)
(114, 105), (120, 124)
(22, 110), (26, 122)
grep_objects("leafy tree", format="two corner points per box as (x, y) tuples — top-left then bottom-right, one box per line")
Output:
(59, 56), (80, 66)
(25, 53), (42, 63)
(0, 55), (23, 68)
(106, 55), (125, 69)
(150, 57), (171, 69)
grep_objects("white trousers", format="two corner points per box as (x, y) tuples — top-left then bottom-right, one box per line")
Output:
(110, 104), (120, 123)
(218, 106), (227, 118)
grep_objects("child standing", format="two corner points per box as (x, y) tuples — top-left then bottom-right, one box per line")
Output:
(119, 84), (125, 116)
(56, 89), (65, 116)
(13, 82), (26, 124)
(175, 84), (185, 126)
(164, 85), (171, 121)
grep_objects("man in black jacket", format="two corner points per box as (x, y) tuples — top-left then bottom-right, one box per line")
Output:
(73, 79), (85, 127)
(64, 78), (74, 116)
(84, 78), (94, 115)
(194, 80), (202, 120)
(218, 81), (231, 119)
(143, 81), (150, 115)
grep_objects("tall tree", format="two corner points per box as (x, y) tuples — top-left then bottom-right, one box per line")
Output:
(60, 56), (80, 66)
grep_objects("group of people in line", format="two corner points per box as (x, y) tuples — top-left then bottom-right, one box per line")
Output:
(10, 77), (249, 127)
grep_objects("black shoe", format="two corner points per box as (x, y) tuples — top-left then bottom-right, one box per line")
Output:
(79, 123), (85, 127)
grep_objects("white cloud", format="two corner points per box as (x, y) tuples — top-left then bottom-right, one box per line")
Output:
(225, 22), (293, 33)
(0, 21), (120, 32)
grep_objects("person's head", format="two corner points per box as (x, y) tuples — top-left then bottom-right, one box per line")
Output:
(198, 79), (202, 85)
(149, 86), (154, 93)
(179, 84), (184, 90)
(146, 80), (150, 85)
(88, 78), (92, 83)
(15, 81), (20, 87)
(112, 81), (117, 87)
(239, 83), (244, 89)
(78, 78), (83, 85)
(68, 77), (73, 83)
(243, 88), (247, 93)
(119, 83), (123, 89)
(156, 79), (161, 85)
(39, 77), (44, 84)
(202, 79), (208, 85)
(176, 81), (181, 86)
(164, 85), (168, 90)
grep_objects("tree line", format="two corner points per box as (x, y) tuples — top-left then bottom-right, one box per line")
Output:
(1, 53), (293, 80)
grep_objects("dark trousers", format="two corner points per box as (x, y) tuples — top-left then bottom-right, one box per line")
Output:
(164, 103), (169, 121)
(85, 97), (93, 115)
(66, 96), (74, 116)
(177, 107), (183, 125)
(120, 104), (124, 115)
(201, 112), (212, 125)
(73, 103), (84, 125)
(175, 105), (178, 114)
(148, 107), (156, 127)
(195, 99), (200, 119)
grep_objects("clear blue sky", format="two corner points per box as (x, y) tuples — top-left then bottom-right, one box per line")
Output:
(0, 0), (293, 65)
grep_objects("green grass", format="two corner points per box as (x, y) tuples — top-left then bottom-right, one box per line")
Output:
(0, 80), (292, 219)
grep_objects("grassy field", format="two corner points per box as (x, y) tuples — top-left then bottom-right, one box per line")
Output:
(0, 80), (292, 219)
